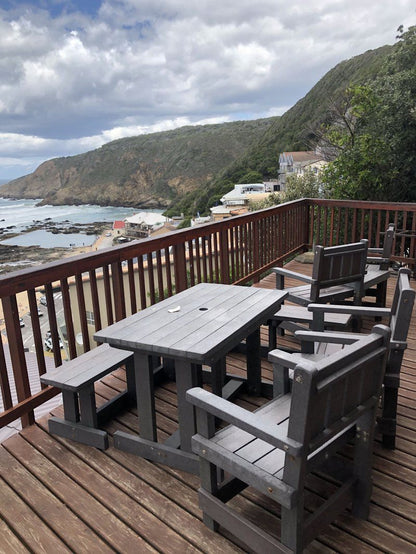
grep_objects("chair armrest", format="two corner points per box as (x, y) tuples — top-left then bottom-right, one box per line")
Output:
(368, 248), (383, 255)
(268, 349), (299, 369)
(366, 256), (390, 266)
(186, 387), (302, 456)
(307, 304), (391, 318)
(272, 267), (314, 284)
(294, 329), (360, 345)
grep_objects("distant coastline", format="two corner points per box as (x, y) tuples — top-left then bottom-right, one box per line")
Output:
(0, 198), (162, 274)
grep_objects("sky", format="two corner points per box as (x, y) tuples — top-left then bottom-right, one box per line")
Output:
(0, 1), (415, 181)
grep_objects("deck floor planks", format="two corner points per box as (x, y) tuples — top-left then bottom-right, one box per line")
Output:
(0, 443), (114, 553)
(32, 419), (241, 554)
(1, 265), (415, 553)
(0, 478), (68, 554)
(3, 430), (156, 553)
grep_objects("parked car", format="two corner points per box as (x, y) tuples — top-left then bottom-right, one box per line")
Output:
(19, 318), (25, 328)
(29, 309), (43, 317)
(40, 296), (47, 306)
(44, 337), (63, 352)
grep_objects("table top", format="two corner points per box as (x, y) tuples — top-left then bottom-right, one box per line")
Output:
(94, 283), (287, 363)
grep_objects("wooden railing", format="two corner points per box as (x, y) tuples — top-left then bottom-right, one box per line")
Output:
(1, 198), (416, 432)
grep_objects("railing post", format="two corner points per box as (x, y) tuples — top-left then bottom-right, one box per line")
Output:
(111, 262), (126, 321)
(173, 242), (187, 292)
(219, 229), (230, 284)
(304, 202), (311, 247)
(252, 221), (260, 283)
(2, 295), (34, 427)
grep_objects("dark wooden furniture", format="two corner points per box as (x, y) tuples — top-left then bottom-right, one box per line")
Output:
(187, 324), (390, 553)
(273, 239), (368, 307)
(273, 269), (415, 448)
(40, 344), (134, 450)
(364, 223), (395, 308)
(94, 283), (287, 473)
(269, 240), (368, 345)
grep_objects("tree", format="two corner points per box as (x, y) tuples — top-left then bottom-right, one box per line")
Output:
(283, 169), (324, 202)
(248, 193), (281, 211)
(321, 26), (416, 202)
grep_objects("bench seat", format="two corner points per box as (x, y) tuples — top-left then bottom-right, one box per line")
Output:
(41, 344), (134, 450)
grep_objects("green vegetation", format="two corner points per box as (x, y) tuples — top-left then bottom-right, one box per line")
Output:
(322, 26), (416, 202)
(284, 170), (323, 202)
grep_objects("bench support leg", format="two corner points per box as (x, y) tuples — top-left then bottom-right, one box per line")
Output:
(79, 384), (98, 428)
(62, 390), (79, 422)
(48, 417), (109, 450)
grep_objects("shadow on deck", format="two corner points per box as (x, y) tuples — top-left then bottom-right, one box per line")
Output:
(1, 263), (415, 553)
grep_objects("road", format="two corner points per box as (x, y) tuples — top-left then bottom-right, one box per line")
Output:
(20, 292), (65, 354)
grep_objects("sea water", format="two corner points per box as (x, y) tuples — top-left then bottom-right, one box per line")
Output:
(0, 198), (161, 248)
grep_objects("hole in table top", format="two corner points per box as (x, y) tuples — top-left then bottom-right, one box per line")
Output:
(199, 307), (209, 311)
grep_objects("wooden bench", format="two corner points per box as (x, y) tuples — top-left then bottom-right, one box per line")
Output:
(187, 324), (390, 553)
(41, 344), (134, 450)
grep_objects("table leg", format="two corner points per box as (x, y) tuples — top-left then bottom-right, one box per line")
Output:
(135, 352), (157, 442)
(175, 360), (201, 452)
(246, 327), (261, 395)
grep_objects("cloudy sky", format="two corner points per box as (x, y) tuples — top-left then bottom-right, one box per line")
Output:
(0, 0), (414, 180)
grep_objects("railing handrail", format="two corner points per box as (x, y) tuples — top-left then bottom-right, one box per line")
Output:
(0, 199), (309, 296)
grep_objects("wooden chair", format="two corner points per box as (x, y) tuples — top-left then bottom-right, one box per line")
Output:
(187, 325), (390, 553)
(273, 239), (368, 307)
(272, 268), (414, 448)
(364, 223), (395, 308)
(269, 239), (368, 346)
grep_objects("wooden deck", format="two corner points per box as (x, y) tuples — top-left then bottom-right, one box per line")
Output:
(1, 263), (415, 553)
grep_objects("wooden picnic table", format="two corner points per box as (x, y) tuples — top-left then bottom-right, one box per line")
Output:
(94, 283), (287, 473)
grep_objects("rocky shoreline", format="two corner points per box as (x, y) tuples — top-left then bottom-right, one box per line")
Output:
(0, 220), (113, 274)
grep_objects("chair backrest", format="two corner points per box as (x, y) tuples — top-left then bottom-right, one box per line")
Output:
(380, 224), (395, 269)
(285, 324), (390, 462)
(367, 223), (395, 270)
(310, 239), (368, 302)
(389, 268), (415, 342)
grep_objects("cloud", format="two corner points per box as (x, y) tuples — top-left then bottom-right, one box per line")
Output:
(0, 0), (415, 178)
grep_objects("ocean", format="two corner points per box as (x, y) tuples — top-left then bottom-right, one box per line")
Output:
(0, 198), (161, 248)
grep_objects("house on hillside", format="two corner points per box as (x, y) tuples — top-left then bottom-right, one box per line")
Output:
(125, 212), (167, 239)
(278, 151), (325, 190)
(210, 183), (275, 220)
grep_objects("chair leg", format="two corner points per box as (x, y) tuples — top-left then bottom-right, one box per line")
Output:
(199, 458), (219, 532)
(380, 385), (398, 449)
(352, 410), (376, 519)
(376, 281), (387, 309)
(281, 503), (304, 553)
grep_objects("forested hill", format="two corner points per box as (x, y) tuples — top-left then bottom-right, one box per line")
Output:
(0, 118), (275, 209)
(1, 43), (393, 213)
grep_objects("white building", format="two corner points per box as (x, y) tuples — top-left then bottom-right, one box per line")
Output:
(220, 183), (267, 207)
(278, 151), (324, 190)
(125, 212), (167, 238)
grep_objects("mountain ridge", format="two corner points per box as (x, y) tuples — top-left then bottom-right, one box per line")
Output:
(0, 119), (276, 209)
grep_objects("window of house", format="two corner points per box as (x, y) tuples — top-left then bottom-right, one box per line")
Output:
(86, 310), (95, 325)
